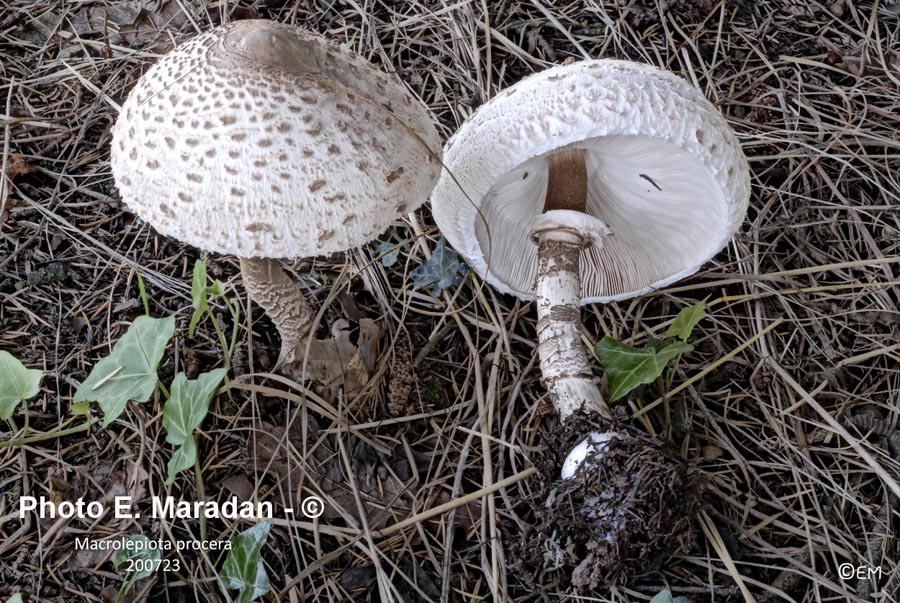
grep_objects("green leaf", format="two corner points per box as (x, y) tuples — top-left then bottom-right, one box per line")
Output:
(649, 590), (692, 603)
(162, 369), (227, 446)
(208, 279), (226, 297)
(595, 337), (693, 401)
(188, 259), (208, 338)
(0, 350), (42, 420)
(162, 368), (226, 485)
(374, 241), (400, 268)
(4, 595), (23, 603)
(665, 301), (707, 342)
(221, 521), (272, 603)
(410, 237), (468, 295)
(136, 272), (150, 316)
(165, 439), (197, 486)
(74, 315), (176, 427)
(114, 534), (161, 600)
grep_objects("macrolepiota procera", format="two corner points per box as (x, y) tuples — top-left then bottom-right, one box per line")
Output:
(111, 19), (441, 367)
(431, 59), (750, 583)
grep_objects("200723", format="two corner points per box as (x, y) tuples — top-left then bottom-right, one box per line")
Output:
(123, 558), (180, 572)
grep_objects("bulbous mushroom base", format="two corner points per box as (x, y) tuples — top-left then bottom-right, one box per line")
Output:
(508, 414), (702, 590)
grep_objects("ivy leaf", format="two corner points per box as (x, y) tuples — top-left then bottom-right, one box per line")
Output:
(162, 369), (227, 446)
(665, 301), (707, 342)
(410, 237), (468, 295)
(0, 350), (42, 420)
(650, 591), (675, 603)
(595, 337), (692, 401)
(188, 259), (209, 338)
(374, 241), (400, 268)
(73, 315), (176, 427)
(649, 590), (692, 603)
(162, 368), (226, 485)
(221, 521), (271, 603)
(165, 439), (197, 486)
(114, 534), (161, 599)
(208, 279), (226, 297)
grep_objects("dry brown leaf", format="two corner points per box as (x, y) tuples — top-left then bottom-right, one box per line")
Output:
(4, 154), (37, 181)
(820, 37), (900, 79)
(116, 1), (188, 49)
(838, 54), (900, 79)
(67, 3), (142, 39)
(284, 318), (381, 398)
(71, 463), (148, 570)
(1, 154), (37, 222)
(221, 474), (255, 500)
(116, 2), (259, 50)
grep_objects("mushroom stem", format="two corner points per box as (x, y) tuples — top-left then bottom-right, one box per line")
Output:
(531, 146), (611, 422)
(533, 227), (609, 421)
(239, 258), (313, 366)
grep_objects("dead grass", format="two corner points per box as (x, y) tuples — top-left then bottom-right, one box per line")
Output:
(1, 0), (899, 601)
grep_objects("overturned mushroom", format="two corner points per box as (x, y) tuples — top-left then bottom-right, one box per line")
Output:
(434, 58), (748, 434)
(432, 59), (749, 581)
(111, 19), (441, 366)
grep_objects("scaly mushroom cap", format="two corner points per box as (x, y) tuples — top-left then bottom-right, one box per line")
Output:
(111, 19), (441, 258)
(431, 60), (750, 303)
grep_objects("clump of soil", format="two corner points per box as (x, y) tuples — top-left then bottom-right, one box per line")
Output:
(510, 412), (703, 590)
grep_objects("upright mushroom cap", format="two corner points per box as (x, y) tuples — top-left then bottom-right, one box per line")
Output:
(431, 60), (750, 303)
(111, 19), (441, 258)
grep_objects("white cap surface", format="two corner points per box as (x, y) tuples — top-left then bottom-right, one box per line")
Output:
(112, 19), (441, 258)
(431, 60), (750, 303)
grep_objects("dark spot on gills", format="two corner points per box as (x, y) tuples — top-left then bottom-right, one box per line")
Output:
(638, 174), (662, 191)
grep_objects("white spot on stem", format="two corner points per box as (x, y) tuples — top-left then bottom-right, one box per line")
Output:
(561, 431), (615, 479)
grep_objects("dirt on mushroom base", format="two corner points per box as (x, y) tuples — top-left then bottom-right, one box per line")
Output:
(508, 411), (702, 590)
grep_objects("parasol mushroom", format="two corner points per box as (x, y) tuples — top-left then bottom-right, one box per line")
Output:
(432, 58), (749, 431)
(111, 19), (441, 365)
(431, 59), (751, 582)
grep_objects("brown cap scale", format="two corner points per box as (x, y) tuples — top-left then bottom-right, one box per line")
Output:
(111, 20), (441, 365)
